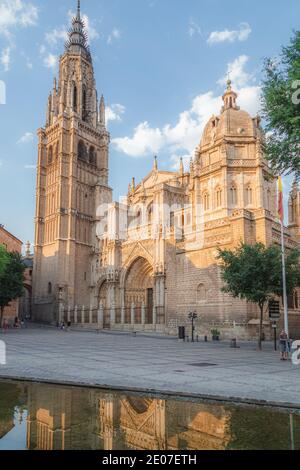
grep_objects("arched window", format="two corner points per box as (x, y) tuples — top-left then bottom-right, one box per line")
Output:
(78, 141), (87, 161)
(246, 186), (253, 205)
(148, 204), (153, 224)
(55, 143), (59, 160)
(48, 282), (52, 295)
(230, 186), (237, 205)
(197, 283), (206, 302)
(203, 192), (210, 211)
(48, 146), (53, 165)
(288, 292), (295, 310)
(170, 211), (174, 227)
(89, 146), (96, 165)
(73, 83), (77, 112)
(82, 86), (87, 121)
(215, 188), (222, 208)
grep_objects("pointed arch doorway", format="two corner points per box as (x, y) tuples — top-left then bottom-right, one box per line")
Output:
(124, 257), (154, 324)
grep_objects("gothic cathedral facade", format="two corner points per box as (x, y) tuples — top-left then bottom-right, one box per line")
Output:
(33, 2), (300, 339)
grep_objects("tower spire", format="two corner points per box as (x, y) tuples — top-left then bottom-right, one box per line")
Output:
(65, 0), (91, 61)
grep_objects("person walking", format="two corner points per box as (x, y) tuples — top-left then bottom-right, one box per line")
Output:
(2, 318), (9, 334)
(279, 330), (289, 360)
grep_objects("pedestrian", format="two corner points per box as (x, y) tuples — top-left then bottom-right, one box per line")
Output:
(2, 318), (9, 334)
(279, 330), (289, 360)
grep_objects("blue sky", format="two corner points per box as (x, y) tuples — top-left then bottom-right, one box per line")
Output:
(0, 0), (299, 246)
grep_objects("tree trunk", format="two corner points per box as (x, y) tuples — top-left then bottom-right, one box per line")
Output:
(258, 302), (264, 351)
(0, 306), (4, 327)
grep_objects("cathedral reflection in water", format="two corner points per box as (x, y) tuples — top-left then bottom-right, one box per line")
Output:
(1, 381), (299, 450)
(26, 384), (230, 450)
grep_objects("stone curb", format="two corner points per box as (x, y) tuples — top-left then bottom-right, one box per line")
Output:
(1, 374), (299, 412)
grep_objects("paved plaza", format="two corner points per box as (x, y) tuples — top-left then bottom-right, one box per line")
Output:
(0, 326), (299, 407)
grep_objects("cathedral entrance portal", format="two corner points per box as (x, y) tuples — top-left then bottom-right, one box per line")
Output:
(125, 257), (154, 324)
(99, 281), (110, 329)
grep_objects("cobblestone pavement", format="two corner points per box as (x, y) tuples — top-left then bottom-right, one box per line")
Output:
(0, 326), (299, 407)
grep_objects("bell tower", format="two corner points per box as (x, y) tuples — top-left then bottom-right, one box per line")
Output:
(33, 0), (112, 322)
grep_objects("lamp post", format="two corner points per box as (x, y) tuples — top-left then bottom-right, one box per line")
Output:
(188, 311), (197, 343)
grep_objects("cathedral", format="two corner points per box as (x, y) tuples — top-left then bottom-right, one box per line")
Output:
(32, 1), (300, 340)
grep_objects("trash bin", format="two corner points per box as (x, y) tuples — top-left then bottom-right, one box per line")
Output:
(178, 326), (185, 340)
(230, 338), (237, 348)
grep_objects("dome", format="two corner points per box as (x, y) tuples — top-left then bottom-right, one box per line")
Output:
(200, 81), (257, 149)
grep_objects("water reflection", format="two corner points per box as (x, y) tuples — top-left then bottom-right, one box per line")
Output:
(0, 380), (299, 450)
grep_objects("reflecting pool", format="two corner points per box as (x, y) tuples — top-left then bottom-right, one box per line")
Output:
(0, 380), (299, 450)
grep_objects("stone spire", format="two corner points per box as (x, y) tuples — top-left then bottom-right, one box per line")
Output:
(99, 95), (106, 127)
(179, 157), (184, 176)
(65, 0), (91, 61)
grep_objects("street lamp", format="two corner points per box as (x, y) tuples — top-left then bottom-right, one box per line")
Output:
(188, 311), (197, 342)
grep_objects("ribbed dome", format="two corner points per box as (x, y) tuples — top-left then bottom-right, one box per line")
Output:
(200, 81), (256, 149)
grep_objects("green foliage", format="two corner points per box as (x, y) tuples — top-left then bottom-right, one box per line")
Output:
(211, 329), (220, 337)
(0, 252), (25, 321)
(0, 245), (8, 276)
(217, 243), (300, 348)
(261, 31), (300, 177)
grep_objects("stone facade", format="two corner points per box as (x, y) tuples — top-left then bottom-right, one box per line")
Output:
(33, 1), (300, 339)
(0, 225), (22, 322)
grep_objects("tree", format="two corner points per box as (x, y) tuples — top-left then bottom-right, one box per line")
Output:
(0, 245), (8, 276)
(217, 243), (300, 350)
(261, 31), (300, 177)
(0, 252), (25, 324)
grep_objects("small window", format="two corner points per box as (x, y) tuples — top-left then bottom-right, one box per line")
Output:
(73, 83), (77, 112)
(89, 147), (96, 165)
(48, 146), (53, 165)
(230, 187), (237, 205)
(78, 141), (87, 161)
(215, 188), (222, 208)
(246, 187), (253, 205)
(82, 86), (87, 121)
(204, 193), (210, 211)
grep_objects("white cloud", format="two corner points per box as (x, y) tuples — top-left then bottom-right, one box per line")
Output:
(1, 47), (11, 72)
(188, 20), (202, 38)
(207, 23), (251, 45)
(113, 122), (164, 157)
(107, 28), (121, 45)
(112, 57), (261, 159)
(170, 154), (191, 171)
(218, 55), (255, 88)
(18, 132), (34, 144)
(24, 164), (36, 169)
(0, 0), (38, 40)
(106, 104), (126, 123)
(26, 59), (33, 69)
(45, 27), (68, 46)
(82, 14), (100, 42)
(43, 53), (58, 70)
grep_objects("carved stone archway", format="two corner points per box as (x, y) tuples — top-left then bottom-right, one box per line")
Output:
(124, 257), (154, 324)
